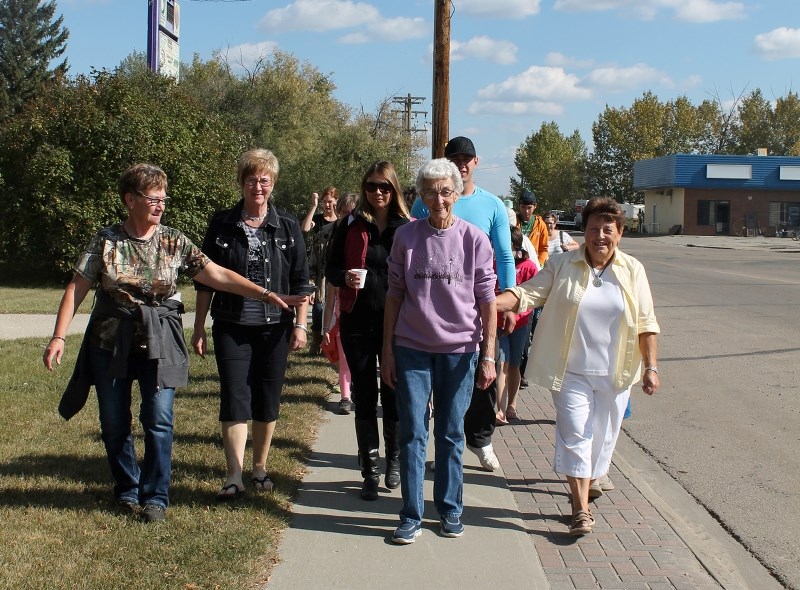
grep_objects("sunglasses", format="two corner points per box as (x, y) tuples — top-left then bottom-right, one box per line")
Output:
(365, 181), (393, 194)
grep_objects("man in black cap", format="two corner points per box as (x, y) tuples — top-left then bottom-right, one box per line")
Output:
(518, 189), (549, 267)
(411, 136), (516, 471)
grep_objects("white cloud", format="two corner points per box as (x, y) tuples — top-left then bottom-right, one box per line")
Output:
(451, 36), (518, 65)
(670, 0), (745, 23)
(468, 100), (564, 116)
(477, 66), (592, 102)
(222, 41), (279, 72)
(553, 0), (745, 23)
(258, 0), (379, 33)
(545, 52), (594, 69)
(680, 74), (703, 89)
(586, 63), (673, 91)
(456, 0), (541, 19)
(340, 17), (428, 43)
(754, 27), (800, 61)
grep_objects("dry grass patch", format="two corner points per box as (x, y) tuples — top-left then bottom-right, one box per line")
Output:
(0, 334), (336, 590)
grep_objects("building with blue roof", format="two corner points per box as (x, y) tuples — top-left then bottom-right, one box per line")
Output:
(633, 153), (800, 236)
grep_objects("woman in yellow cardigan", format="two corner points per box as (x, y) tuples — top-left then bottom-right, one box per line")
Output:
(496, 196), (660, 536)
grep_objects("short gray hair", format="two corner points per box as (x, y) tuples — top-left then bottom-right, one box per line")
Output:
(415, 158), (463, 195)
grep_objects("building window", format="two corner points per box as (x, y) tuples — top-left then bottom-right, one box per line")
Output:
(770, 202), (800, 227)
(697, 200), (715, 225)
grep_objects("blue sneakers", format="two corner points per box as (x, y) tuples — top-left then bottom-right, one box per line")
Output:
(440, 515), (464, 537)
(392, 521), (422, 544)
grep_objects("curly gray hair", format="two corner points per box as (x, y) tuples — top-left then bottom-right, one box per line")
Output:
(415, 158), (464, 196)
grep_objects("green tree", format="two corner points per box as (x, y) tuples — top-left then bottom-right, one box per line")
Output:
(0, 0), (69, 118)
(514, 121), (588, 213)
(589, 92), (727, 201)
(0, 66), (244, 275)
(772, 92), (800, 155)
(734, 89), (774, 155)
(180, 50), (419, 216)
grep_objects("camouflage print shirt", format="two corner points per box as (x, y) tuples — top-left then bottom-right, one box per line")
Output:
(74, 223), (210, 349)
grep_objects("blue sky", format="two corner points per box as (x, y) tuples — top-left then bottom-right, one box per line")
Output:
(58, 0), (798, 197)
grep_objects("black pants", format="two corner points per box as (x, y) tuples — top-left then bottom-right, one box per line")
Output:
(339, 315), (398, 423)
(464, 378), (496, 448)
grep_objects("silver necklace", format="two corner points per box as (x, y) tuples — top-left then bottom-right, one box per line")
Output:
(242, 209), (267, 222)
(590, 263), (610, 287)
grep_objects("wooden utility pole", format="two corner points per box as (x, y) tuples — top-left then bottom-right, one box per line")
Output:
(432, 0), (450, 158)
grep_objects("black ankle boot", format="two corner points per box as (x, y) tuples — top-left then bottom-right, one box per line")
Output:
(383, 420), (401, 489)
(355, 418), (381, 501)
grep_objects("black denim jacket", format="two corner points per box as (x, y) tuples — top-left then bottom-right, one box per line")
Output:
(195, 199), (309, 325)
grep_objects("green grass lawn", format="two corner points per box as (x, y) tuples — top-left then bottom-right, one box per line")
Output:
(0, 333), (335, 589)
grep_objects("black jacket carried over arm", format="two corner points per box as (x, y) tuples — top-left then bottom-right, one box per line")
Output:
(194, 199), (310, 325)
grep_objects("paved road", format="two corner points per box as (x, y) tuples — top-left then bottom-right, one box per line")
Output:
(621, 236), (800, 589)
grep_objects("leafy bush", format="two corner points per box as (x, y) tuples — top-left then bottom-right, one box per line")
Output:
(0, 67), (245, 275)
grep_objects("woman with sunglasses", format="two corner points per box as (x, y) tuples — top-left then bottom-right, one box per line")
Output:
(44, 163), (305, 523)
(326, 161), (411, 500)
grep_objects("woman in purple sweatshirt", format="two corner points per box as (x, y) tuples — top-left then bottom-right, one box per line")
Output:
(382, 158), (497, 544)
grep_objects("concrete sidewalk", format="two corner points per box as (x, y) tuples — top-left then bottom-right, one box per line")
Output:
(266, 403), (548, 589)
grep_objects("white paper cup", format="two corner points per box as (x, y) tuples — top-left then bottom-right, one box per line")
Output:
(350, 268), (368, 289)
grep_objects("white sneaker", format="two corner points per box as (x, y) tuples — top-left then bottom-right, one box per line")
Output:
(466, 443), (500, 471)
(598, 474), (615, 490)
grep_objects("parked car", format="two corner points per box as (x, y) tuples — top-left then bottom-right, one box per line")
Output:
(549, 210), (576, 229)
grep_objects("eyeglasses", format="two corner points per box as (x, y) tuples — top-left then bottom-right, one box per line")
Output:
(244, 177), (273, 188)
(421, 188), (456, 200)
(365, 181), (393, 194)
(137, 193), (170, 206)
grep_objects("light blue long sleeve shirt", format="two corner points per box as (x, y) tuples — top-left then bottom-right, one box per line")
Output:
(411, 186), (516, 290)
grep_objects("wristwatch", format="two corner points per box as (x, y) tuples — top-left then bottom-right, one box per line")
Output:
(644, 366), (658, 373)
(294, 324), (308, 333)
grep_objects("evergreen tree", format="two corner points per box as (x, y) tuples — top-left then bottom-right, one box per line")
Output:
(0, 0), (69, 117)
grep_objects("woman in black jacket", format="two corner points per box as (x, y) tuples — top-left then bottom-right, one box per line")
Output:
(192, 148), (310, 500)
(326, 161), (410, 500)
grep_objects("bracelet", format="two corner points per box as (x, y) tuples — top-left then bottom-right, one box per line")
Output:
(51, 336), (66, 342)
(644, 366), (658, 373)
(294, 324), (308, 333)
(260, 288), (272, 302)
(480, 356), (496, 364)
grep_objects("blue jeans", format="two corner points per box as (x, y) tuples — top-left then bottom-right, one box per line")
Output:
(394, 345), (477, 525)
(89, 346), (175, 508)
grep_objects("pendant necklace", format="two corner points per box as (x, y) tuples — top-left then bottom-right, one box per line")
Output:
(590, 262), (610, 287)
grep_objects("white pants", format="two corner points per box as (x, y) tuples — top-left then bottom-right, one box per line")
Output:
(550, 372), (631, 479)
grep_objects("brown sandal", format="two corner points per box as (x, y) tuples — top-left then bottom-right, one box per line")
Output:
(506, 407), (519, 421)
(569, 510), (595, 535)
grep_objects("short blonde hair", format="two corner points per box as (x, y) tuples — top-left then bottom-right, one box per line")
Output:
(237, 148), (279, 187)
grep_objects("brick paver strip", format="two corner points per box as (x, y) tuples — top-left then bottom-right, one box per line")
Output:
(493, 384), (720, 589)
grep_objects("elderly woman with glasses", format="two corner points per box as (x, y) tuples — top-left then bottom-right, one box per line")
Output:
(192, 148), (310, 500)
(325, 161), (411, 501)
(382, 158), (497, 544)
(44, 163), (304, 523)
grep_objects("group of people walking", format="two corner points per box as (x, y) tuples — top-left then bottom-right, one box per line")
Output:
(42, 137), (660, 541)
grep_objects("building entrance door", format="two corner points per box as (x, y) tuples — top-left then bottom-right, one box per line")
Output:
(715, 201), (730, 234)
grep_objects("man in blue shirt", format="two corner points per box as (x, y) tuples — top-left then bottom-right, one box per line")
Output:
(411, 136), (516, 470)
